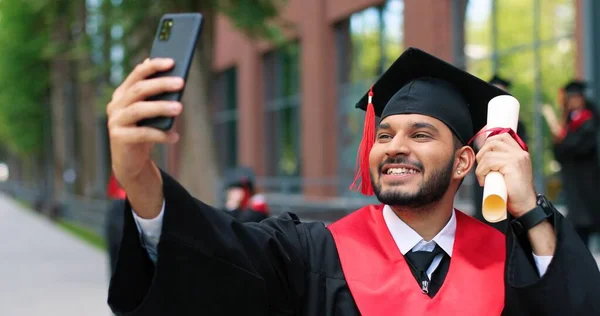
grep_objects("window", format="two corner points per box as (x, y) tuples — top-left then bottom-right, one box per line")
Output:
(263, 42), (301, 182)
(335, 0), (404, 196)
(213, 68), (238, 172)
(465, 0), (576, 199)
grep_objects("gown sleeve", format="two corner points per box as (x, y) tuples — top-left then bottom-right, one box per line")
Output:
(502, 202), (600, 315)
(107, 170), (308, 315)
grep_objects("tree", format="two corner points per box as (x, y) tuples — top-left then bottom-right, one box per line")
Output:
(110, 1), (289, 204)
(0, 0), (289, 204)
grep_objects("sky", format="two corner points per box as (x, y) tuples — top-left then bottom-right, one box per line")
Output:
(467, 0), (493, 24)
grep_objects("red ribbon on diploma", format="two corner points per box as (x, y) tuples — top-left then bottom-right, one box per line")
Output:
(467, 127), (528, 152)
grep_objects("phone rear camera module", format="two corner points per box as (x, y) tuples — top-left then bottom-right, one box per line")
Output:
(159, 19), (174, 41)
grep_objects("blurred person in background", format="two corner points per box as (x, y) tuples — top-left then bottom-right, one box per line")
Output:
(105, 172), (126, 274)
(543, 80), (600, 248)
(472, 74), (528, 230)
(222, 167), (269, 223)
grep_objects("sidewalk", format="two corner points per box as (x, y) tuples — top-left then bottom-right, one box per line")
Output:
(0, 193), (111, 316)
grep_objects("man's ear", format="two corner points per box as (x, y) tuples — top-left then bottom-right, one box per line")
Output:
(453, 146), (475, 181)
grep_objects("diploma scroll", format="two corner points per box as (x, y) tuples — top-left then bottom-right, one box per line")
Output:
(482, 95), (521, 223)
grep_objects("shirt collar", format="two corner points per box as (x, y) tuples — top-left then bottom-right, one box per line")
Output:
(382, 205), (456, 257)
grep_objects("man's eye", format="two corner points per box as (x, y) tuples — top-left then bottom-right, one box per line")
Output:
(413, 133), (431, 139)
(378, 134), (392, 139)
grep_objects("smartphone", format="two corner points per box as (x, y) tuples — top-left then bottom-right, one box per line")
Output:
(137, 13), (204, 131)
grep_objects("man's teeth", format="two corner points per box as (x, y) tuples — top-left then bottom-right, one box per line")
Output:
(386, 167), (418, 175)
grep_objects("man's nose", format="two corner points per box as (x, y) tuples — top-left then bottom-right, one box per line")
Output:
(384, 135), (411, 157)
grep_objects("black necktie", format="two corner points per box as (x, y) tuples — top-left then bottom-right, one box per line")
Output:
(404, 244), (444, 295)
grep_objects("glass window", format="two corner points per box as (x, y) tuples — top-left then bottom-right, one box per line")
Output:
(465, 0), (576, 200)
(213, 68), (238, 172)
(465, 0), (492, 67)
(496, 0), (534, 51)
(335, 0), (404, 197)
(263, 42), (301, 182)
(540, 0), (575, 40)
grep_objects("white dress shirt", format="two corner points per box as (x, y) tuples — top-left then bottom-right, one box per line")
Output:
(133, 202), (553, 276)
(383, 205), (455, 280)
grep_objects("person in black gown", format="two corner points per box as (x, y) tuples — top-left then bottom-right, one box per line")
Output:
(543, 80), (600, 247)
(105, 173), (126, 275)
(221, 167), (269, 223)
(106, 48), (600, 315)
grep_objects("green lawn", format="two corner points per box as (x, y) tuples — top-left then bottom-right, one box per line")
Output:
(57, 220), (107, 251)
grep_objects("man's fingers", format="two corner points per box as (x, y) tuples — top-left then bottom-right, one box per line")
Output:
(475, 151), (508, 186)
(117, 76), (184, 109)
(476, 137), (514, 162)
(118, 58), (175, 98)
(111, 101), (182, 127)
(110, 126), (180, 144)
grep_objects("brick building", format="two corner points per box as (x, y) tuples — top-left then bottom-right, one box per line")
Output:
(172, 0), (591, 220)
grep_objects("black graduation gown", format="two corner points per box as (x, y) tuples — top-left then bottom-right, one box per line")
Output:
(224, 208), (269, 223)
(553, 117), (600, 230)
(108, 170), (600, 315)
(106, 199), (126, 274)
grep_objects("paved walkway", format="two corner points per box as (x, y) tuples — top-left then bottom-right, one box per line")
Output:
(0, 193), (111, 316)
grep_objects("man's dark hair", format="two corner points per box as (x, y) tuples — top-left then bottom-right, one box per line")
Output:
(453, 135), (464, 151)
(453, 135), (466, 187)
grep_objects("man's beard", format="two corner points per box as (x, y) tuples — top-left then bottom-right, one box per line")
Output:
(371, 155), (455, 209)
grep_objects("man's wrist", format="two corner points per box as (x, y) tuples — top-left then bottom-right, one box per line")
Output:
(126, 162), (164, 219)
(511, 195), (555, 236)
(527, 220), (556, 256)
(511, 195), (538, 218)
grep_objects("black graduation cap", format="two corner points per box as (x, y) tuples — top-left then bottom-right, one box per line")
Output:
(223, 167), (256, 193)
(563, 80), (586, 95)
(351, 47), (509, 195)
(489, 74), (512, 89)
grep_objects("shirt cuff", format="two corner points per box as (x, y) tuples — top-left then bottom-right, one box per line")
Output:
(532, 252), (553, 277)
(132, 200), (165, 263)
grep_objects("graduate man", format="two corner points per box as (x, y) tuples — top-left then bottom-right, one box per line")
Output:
(107, 48), (600, 315)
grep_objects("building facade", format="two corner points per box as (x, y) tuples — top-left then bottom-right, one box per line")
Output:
(181, 0), (585, 218)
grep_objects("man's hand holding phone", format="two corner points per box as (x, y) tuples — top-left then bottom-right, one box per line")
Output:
(106, 58), (183, 219)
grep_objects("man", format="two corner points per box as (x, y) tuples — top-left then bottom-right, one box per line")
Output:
(107, 48), (600, 315)
(472, 75), (528, 228)
(222, 167), (269, 223)
(543, 80), (600, 247)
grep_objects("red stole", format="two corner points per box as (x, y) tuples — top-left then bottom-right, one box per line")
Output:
(328, 205), (506, 315)
(568, 109), (594, 132)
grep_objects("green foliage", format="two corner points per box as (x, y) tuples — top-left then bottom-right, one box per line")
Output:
(217, 0), (289, 42)
(0, 0), (288, 158)
(0, 0), (51, 155)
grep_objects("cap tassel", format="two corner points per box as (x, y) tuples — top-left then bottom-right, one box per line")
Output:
(350, 86), (376, 196)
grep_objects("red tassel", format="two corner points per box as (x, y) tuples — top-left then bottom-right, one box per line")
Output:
(350, 86), (376, 196)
